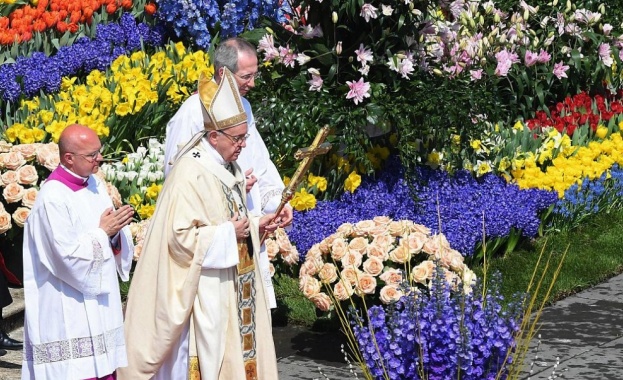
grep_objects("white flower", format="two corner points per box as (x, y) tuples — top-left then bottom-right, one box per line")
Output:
(359, 64), (370, 76)
(296, 52), (311, 65)
(308, 73), (324, 92)
(381, 4), (393, 16)
(126, 171), (138, 181)
(360, 3), (378, 23)
(354, 44), (373, 65)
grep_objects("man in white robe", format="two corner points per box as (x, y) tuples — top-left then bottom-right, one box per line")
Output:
(164, 37), (293, 308)
(21, 124), (135, 380)
(119, 68), (279, 379)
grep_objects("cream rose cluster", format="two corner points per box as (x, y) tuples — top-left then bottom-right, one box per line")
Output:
(299, 217), (477, 311)
(264, 227), (300, 276)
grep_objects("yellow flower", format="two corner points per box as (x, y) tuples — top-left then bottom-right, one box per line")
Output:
(60, 77), (77, 91)
(307, 173), (327, 192)
(145, 183), (163, 201)
(290, 188), (317, 211)
(470, 139), (482, 151)
(137, 204), (156, 219)
(32, 128), (46, 142)
(115, 102), (132, 117)
(595, 125), (608, 139)
(283, 176), (291, 186)
(498, 157), (511, 172)
(476, 161), (492, 177)
(513, 120), (524, 131)
(344, 171), (362, 193)
(451, 134), (461, 146)
(129, 194), (143, 208)
(426, 150), (442, 169)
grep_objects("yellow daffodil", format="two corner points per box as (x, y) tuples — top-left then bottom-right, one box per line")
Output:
(344, 171), (362, 193)
(145, 183), (163, 201)
(307, 173), (328, 192)
(290, 188), (317, 211)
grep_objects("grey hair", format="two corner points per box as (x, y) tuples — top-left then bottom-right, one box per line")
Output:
(213, 37), (256, 79)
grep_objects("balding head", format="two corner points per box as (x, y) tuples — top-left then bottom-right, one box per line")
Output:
(59, 124), (103, 177)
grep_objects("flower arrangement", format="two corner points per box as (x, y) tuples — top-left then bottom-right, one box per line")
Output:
(4, 41), (209, 149)
(0, 12), (165, 105)
(0, 141), (58, 235)
(350, 271), (522, 380)
(298, 217), (477, 312)
(264, 227), (299, 276)
(128, 218), (150, 260)
(99, 137), (165, 220)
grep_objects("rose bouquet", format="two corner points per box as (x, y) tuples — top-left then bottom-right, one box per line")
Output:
(298, 217), (476, 312)
(264, 227), (300, 277)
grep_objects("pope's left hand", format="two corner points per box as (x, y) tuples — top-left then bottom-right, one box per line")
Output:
(259, 213), (279, 236)
(273, 204), (293, 228)
(244, 168), (257, 193)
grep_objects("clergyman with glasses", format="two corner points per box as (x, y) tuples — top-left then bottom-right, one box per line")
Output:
(21, 124), (135, 379)
(119, 68), (280, 379)
(164, 37), (293, 309)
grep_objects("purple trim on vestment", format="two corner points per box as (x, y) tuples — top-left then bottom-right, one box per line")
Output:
(46, 166), (88, 191)
(82, 372), (116, 380)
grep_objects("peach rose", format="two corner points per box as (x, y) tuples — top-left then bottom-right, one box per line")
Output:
(410, 223), (431, 235)
(340, 266), (362, 285)
(106, 182), (122, 209)
(354, 219), (376, 235)
(310, 292), (332, 311)
(388, 221), (405, 236)
(0, 211), (12, 234)
(3, 182), (25, 203)
(356, 273), (377, 295)
(21, 187), (38, 208)
(318, 263), (338, 284)
(379, 268), (403, 285)
(348, 236), (368, 255)
(406, 232), (427, 254)
(340, 251), (363, 269)
(1, 170), (19, 186)
(379, 285), (403, 304)
(299, 275), (322, 298)
(133, 242), (144, 260)
(11, 143), (40, 160)
(373, 216), (392, 227)
(422, 233), (451, 256)
(282, 246), (299, 265)
(461, 268), (477, 293)
(275, 228), (293, 252)
(0, 202), (4, 212)
(306, 243), (323, 259)
(0, 140), (11, 153)
(369, 224), (390, 236)
(363, 257), (384, 276)
(373, 234), (394, 250)
(299, 257), (323, 277)
(333, 279), (354, 301)
(336, 222), (354, 236)
(367, 242), (389, 261)
(265, 239), (280, 260)
(318, 237), (331, 254)
(330, 237), (349, 261)
(444, 269), (460, 288)
(388, 241), (411, 264)
(447, 250), (465, 272)
(12, 206), (30, 228)
(17, 164), (39, 186)
(410, 260), (436, 284)
(268, 263), (276, 277)
(36, 143), (60, 171)
(1, 151), (26, 170)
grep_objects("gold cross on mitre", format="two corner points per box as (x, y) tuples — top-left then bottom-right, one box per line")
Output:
(260, 125), (332, 243)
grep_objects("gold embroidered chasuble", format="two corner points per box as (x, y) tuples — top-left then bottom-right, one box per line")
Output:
(118, 144), (278, 380)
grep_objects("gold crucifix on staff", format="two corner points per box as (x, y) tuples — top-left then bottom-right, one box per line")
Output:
(260, 125), (332, 244)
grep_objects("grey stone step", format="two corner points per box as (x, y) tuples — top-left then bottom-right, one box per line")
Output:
(2, 288), (23, 334)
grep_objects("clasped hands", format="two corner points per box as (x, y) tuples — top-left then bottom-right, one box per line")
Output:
(100, 205), (134, 237)
(230, 212), (280, 240)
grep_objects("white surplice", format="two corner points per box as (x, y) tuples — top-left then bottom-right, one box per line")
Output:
(164, 94), (285, 307)
(21, 175), (134, 380)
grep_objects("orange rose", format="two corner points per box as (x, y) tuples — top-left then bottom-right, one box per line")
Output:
(362, 257), (384, 276)
(144, 2), (157, 15)
(12, 206), (30, 228)
(379, 285), (403, 304)
(3, 182), (25, 203)
(21, 187), (38, 208)
(0, 211), (12, 234)
(17, 164), (39, 185)
(309, 292), (332, 311)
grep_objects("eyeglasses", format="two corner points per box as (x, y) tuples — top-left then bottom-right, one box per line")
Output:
(233, 71), (260, 83)
(217, 130), (250, 145)
(70, 148), (102, 162)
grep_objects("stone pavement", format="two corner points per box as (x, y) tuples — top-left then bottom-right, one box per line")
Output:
(2, 273), (623, 379)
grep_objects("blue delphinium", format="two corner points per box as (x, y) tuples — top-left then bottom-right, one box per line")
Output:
(350, 271), (522, 380)
(0, 13), (165, 105)
(289, 156), (557, 261)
